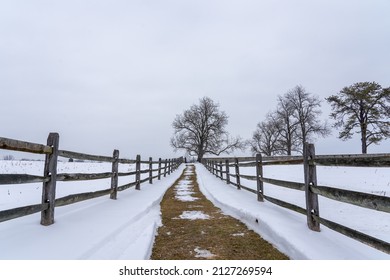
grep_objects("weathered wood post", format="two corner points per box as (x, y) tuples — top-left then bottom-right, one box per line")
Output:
(225, 159), (230, 184)
(235, 157), (241, 190)
(164, 159), (167, 177)
(256, 153), (264, 202)
(41, 132), (59, 226)
(158, 158), (162, 180)
(168, 159), (171, 175)
(219, 161), (223, 180)
(110, 149), (119, 200)
(135, 154), (141, 190)
(304, 143), (320, 231)
(149, 157), (153, 184)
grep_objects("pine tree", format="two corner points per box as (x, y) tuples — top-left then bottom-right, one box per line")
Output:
(326, 82), (390, 154)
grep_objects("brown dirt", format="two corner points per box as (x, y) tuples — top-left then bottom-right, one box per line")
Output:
(150, 164), (289, 260)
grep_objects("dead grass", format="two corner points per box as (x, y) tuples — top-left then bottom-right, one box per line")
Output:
(150, 165), (289, 260)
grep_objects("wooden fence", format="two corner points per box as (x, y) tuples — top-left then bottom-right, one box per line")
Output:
(0, 133), (183, 226)
(202, 143), (390, 255)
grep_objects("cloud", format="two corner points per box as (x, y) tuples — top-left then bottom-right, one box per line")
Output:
(1, 0), (390, 159)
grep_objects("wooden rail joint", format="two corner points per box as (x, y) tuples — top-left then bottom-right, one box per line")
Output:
(41, 133), (59, 226)
(304, 143), (320, 232)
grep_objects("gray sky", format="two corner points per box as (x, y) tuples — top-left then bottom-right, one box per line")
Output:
(1, 0), (390, 160)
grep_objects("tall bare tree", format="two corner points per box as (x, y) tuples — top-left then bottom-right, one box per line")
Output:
(249, 112), (282, 156)
(284, 85), (330, 149)
(275, 95), (301, 155)
(171, 97), (244, 162)
(326, 81), (390, 154)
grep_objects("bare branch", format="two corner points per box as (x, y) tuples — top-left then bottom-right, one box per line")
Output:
(171, 97), (244, 161)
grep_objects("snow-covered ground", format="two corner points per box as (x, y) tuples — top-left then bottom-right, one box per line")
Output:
(196, 164), (389, 260)
(0, 160), (389, 259)
(0, 160), (185, 259)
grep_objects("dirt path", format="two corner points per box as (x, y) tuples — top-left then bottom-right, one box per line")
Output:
(151, 164), (289, 260)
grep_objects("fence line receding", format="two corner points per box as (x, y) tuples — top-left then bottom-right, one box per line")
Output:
(0, 133), (183, 225)
(202, 143), (390, 255)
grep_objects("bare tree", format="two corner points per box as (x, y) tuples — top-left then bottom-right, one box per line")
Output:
(326, 81), (390, 154)
(249, 113), (282, 156)
(284, 85), (331, 149)
(171, 97), (244, 162)
(275, 95), (301, 155)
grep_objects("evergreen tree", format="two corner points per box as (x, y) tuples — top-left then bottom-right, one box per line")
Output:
(326, 82), (390, 154)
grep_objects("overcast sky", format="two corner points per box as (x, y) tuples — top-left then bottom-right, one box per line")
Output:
(1, 0), (390, 160)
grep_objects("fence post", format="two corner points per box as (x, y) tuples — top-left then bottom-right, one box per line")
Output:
(110, 149), (119, 200)
(304, 143), (320, 232)
(168, 159), (171, 175)
(149, 157), (153, 184)
(158, 158), (162, 180)
(225, 159), (230, 184)
(164, 159), (167, 177)
(235, 157), (241, 190)
(219, 161), (223, 180)
(41, 132), (59, 226)
(136, 154), (141, 190)
(256, 153), (264, 202)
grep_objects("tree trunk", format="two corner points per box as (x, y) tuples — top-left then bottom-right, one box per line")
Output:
(287, 136), (292, 156)
(197, 144), (205, 162)
(361, 124), (368, 154)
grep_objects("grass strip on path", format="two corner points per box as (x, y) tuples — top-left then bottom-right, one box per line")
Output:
(151, 164), (289, 260)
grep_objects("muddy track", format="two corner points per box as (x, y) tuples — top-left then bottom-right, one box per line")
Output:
(151, 164), (289, 260)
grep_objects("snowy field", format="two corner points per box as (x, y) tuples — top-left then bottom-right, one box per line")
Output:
(235, 164), (390, 244)
(0, 160), (389, 259)
(0, 160), (153, 210)
(197, 164), (389, 260)
(0, 160), (183, 259)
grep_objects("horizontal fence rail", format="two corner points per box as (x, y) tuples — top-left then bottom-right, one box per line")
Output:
(0, 133), (183, 225)
(202, 145), (390, 255)
(0, 137), (53, 154)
